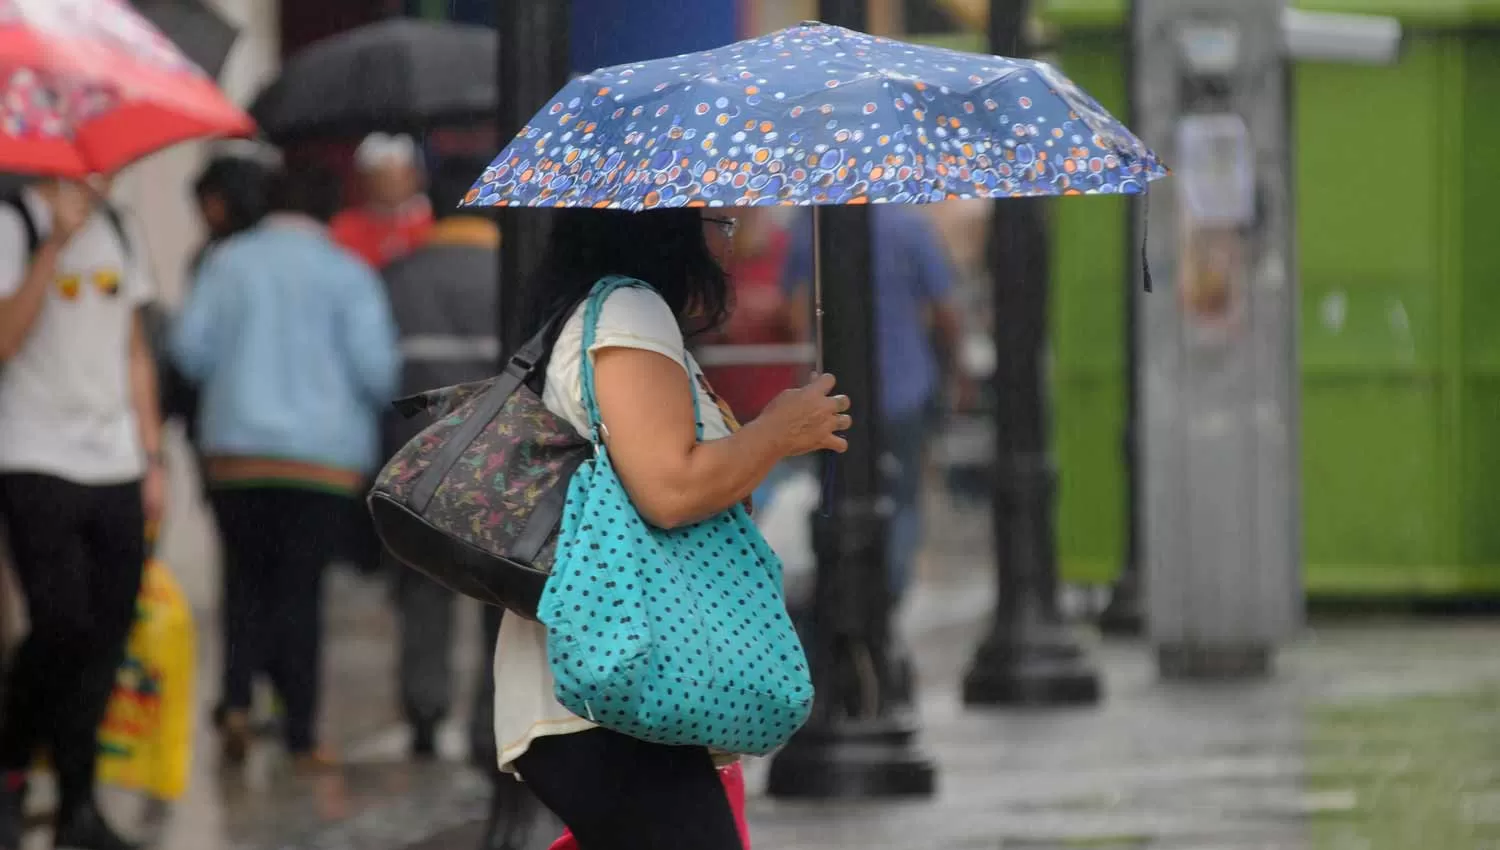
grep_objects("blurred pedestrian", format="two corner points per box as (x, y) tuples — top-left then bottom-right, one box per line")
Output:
(379, 158), (502, 764)
(159, 156), (271, 451)
(331, 132), (434, 270)
(171, 165), (400, 772)
(703, 208), (813, 512)
(698, 208), (801, 423)
(189, 155), (271, 276)
(173, 155), (273, 734)
(783, 205), (972, 602)
(0, 176), (164, 850)
(331, 134), (432, 578)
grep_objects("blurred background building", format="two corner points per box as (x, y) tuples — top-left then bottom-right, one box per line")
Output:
(132, 0), (1500, 612)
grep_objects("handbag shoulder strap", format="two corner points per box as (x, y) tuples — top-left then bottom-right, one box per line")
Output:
(407, 313), (564, 512)
(577, 275), (703, 443)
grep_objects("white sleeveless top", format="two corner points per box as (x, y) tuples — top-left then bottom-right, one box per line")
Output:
(492, 286), (737, 772)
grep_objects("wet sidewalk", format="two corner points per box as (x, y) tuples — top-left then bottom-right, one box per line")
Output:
(739, 618), (1500, 850)
(408, 609), (1500, 850)
(20, 566), (499, 850)
(38, 501), (1500, 850)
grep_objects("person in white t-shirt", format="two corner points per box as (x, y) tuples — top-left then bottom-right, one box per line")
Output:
(0, 178), (164, 850)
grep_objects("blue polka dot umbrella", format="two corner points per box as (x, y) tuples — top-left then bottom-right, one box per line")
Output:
(464, 21), (1168, 365)
(464, 22), (1165, 210)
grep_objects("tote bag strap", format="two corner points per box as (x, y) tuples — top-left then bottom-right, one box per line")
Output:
(577, 275), (704, 445)
(408, 311), (566, 513)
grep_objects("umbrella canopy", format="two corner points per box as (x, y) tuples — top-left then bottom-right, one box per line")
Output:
(132, 0), (239, 81)
(250, 18), (496, 144)
(462, 22), (1165, 211)
(0, 0), (254, 178)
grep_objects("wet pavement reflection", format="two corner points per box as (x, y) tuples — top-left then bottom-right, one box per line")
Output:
(24, 555), (1500, 850)
(736, 613), (1500, 850)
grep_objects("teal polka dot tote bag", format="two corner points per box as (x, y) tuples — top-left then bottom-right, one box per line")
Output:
(538, 276), (814, 756)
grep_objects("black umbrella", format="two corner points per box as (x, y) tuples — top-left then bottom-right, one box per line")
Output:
(250, 18), (497, 144)
(131, 0), (240, 81)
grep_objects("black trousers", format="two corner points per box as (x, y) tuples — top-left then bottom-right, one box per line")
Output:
(514, 729), (741, 850)
(211, 487), (348, 754)
(0, 474), (144, 809)
(391, 560), (503, 766)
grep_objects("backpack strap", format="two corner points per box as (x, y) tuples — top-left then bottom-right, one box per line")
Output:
(100, 203), (133, 262)
(1, 193), (132, 261)
(2, 195), (40, 258)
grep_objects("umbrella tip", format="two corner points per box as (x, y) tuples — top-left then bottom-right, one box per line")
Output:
(799, 20), (825, 27)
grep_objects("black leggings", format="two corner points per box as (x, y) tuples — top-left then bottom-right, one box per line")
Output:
(211, 487), (348, 753)
(0, 474), (144, 809)
(515, 729), (742, 850)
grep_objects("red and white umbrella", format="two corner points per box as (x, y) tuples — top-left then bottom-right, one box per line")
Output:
(0, 0), (254, 178)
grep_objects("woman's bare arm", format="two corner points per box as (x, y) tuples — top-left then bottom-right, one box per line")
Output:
(593, 347), (847, 530)
(0, 240), (62, 360)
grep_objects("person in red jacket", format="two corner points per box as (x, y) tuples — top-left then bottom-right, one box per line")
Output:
(330, 133), (434, 270)
(697, 208), (801, 422)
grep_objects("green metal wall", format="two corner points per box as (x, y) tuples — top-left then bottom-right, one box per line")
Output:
(1046, 38), (1129, 586)
(1041, 0), (1500, 596)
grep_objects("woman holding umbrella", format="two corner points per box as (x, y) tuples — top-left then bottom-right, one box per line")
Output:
(490, 207), (850, 848)
(0, 174), (164, 850)
(453, 20), (1162, 848)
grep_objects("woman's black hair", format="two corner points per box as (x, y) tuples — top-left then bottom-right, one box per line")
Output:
(192, 156), (269, 238)
(522, 208), (731, 361)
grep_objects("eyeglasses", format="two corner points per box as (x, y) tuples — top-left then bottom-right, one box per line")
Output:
(703, 216), (738, 240)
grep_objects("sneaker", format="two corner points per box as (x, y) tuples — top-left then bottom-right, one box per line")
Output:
(0, 772), (25, 850)
(220, 709), (252, 767)
(54, 800), (136, 850)
(410, 720), (438, 761)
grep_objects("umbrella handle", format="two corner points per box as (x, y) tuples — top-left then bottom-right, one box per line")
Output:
(812, 207), (824, 375)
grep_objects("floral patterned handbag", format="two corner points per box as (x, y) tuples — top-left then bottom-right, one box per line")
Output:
(541, 276), (813, 756)
(367, 312), (589, 619)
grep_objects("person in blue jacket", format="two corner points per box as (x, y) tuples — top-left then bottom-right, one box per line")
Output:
(782, 205), (971, 603)
(171, 165), (399, 772)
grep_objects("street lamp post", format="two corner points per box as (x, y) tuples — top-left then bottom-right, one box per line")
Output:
(765, 0), (939, 802)
(960, 0), (1104, 707)
(1098, 0), (1147, 639)
(496, 0), (570, 358)
(488, 3), (570, 848)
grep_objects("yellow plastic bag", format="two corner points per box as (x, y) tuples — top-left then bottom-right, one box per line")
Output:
(95, 558), (195, 800)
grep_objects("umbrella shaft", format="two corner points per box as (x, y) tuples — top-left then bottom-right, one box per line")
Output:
(813, 208), (824, 375)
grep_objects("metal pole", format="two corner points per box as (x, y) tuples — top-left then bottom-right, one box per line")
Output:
(766, 0), (938, 801)
(1133, 0), (1301, 680)
(484, 3), (571, 847)
(961, 0), (1103, 707)
(496, 0), (570, 362)
(1099, 0), (1146, 638)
